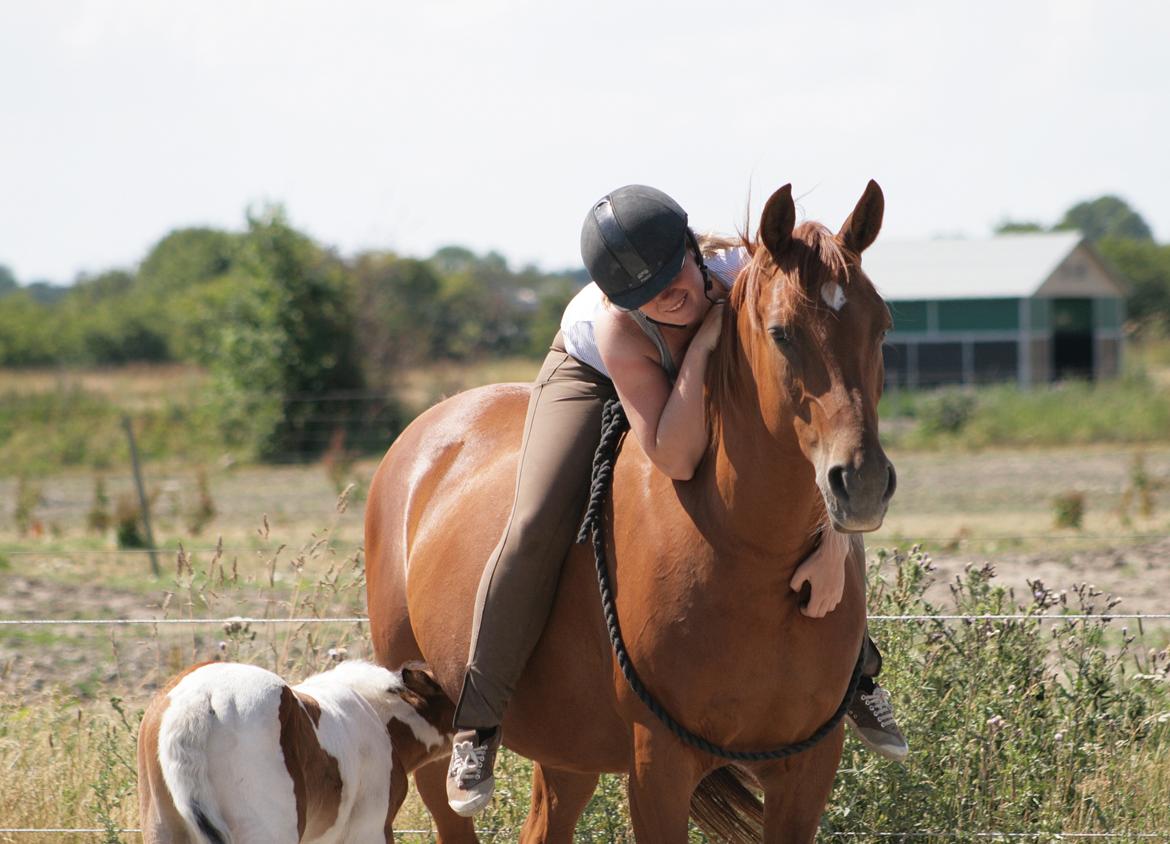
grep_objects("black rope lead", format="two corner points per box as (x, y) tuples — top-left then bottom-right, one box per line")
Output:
(577, 398), (865, 763)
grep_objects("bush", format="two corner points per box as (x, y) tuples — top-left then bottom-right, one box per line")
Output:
(916, 390), (978, 435)
(1052, 490), (1086, 529)
(196, 206), (369, 461)
(825, 547), (1170, 837)
(113, 495), (146, 549)
(880, 376), (1170, 449)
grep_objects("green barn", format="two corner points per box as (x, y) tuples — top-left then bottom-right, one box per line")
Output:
(866, 232), (1127, 388)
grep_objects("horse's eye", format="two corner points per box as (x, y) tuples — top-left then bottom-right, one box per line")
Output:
(769, 325), (791, 346)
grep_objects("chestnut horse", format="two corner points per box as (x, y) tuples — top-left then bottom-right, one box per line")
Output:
(365, 181), (895, 843)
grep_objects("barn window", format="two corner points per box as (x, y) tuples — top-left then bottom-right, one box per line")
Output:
(917, 342), (963, 386)
(972, 341), (1018, 383)
(882, 342), (908, 387)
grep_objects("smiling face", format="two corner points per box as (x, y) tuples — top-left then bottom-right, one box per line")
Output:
(637, 249), (709, 326)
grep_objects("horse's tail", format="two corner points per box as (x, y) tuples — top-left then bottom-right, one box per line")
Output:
(156, 691), (232, 844)
(689, 765), (764, 843)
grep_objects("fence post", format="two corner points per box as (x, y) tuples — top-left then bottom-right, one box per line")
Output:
(122, 415), (160, 577)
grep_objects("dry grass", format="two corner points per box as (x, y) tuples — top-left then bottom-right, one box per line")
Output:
(395, 355), (541, 411)
(0, 364), (207, 407)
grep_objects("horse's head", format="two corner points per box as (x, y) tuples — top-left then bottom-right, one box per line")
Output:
(717, 181), (895, 532)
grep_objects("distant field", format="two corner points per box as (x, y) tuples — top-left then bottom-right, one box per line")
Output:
(1, 340), (1169, 477)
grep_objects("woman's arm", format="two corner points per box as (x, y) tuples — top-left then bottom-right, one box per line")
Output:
(596, 304), (724, 481)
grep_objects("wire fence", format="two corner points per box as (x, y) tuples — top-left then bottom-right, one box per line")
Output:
(3, 612), (1170, 628)
(3, 531), (1165, 561)
(1, 828), (1167, 839)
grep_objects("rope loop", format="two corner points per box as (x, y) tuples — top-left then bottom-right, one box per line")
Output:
(579, 397), (864, 762)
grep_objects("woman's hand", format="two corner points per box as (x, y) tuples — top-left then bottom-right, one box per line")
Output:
(692, 302), (725, 353)
(789, 528), (850, 618)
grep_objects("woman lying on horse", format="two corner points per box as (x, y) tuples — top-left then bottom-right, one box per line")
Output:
(445, 184), (907, 815)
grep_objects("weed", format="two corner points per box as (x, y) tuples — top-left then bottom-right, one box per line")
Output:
(917, 390), (978, 435)
(1053, 491), (1086, 529)
(87, 475), (112, 534)
(113, 494), (146, 549)
(91, 706), (136, 844)
(322, 427), (355, 493)
(187, 468), (217, 535)
(14, 475), (42, 536)
(1119, 452), (1164, 522)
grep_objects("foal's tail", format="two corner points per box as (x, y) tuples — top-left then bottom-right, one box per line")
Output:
(156, 693), (232, 844)
(690, 766), (764, 843)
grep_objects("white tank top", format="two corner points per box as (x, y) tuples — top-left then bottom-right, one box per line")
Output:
(561, 246), (749, 377)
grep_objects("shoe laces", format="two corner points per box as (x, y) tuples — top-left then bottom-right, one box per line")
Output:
(450, 739), (488, 786)
(861, 686), (898, 730)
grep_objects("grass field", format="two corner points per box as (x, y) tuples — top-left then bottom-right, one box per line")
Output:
(2, 353), (1170, 840)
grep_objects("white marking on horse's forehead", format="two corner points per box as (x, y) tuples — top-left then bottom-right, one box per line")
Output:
(821, 282), (847, 312)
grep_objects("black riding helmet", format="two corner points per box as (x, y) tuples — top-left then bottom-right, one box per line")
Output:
(580, 185), (693, 311)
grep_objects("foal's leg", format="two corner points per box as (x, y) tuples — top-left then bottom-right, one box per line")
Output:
(626, 723), (704, 843)
(755, 727), (845, 844)
(413, 756), (480, 844)
(519, 763), (600, 843)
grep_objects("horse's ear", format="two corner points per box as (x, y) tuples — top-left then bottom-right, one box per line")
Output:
(838, 180), (884, 254)
(399, 661), (444, 700)
(760, 183), (795, 260)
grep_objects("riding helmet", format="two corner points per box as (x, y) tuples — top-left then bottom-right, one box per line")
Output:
(580, 185), (689, 310)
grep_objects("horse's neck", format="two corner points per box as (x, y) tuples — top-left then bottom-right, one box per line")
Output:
(725, 433), (819, 545)
(687, 350), (826, 569)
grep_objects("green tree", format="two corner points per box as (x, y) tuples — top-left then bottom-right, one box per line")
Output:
(352, 252), (443, 380)
(1095, 237), (1170, 325)
(426, 247), (535, 358)
(54, 270), (170, 363)
(200, 206), (368, 460)
(135, 227), (240, 360)
(1057, 195), (1153, 242)
(137, 228), (239, 295)
(994, 220), (1046, 234)
(0, 292), (62, 364)
(24, 280), (68, 304)
(0, 264), (17, 297)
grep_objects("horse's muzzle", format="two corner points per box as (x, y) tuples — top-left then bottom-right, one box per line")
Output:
(821, 455), (897, 533)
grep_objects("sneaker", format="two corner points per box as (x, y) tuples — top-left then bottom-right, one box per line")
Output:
(446, 727), (501, 817)
(845, 678), (909, 762)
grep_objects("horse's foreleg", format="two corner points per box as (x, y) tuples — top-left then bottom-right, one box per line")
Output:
(626, 723), (704, 843)
(412, 756), (480, 844)
(756, 727), (845, 844)
(519, 764), (600, 844)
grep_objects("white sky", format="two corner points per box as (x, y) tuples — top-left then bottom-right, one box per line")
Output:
(2, 0), (1168, 284)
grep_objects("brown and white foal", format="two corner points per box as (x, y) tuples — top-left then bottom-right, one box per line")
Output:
(137, 659), (454, 843)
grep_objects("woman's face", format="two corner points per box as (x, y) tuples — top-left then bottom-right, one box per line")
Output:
(637, 250), (707, 326)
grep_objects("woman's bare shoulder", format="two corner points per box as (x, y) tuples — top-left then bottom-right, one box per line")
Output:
(595, 307), (653, 366)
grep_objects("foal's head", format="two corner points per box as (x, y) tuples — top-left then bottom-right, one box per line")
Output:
(716, 181), (895, 532)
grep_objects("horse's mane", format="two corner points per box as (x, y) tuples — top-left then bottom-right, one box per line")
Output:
(708, 221), (856, 420)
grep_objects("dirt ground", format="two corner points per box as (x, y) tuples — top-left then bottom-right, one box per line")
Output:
(2, 444), (1168, 695)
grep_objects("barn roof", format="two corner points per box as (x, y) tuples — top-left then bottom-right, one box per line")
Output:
(863, 231), (1118, 301)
